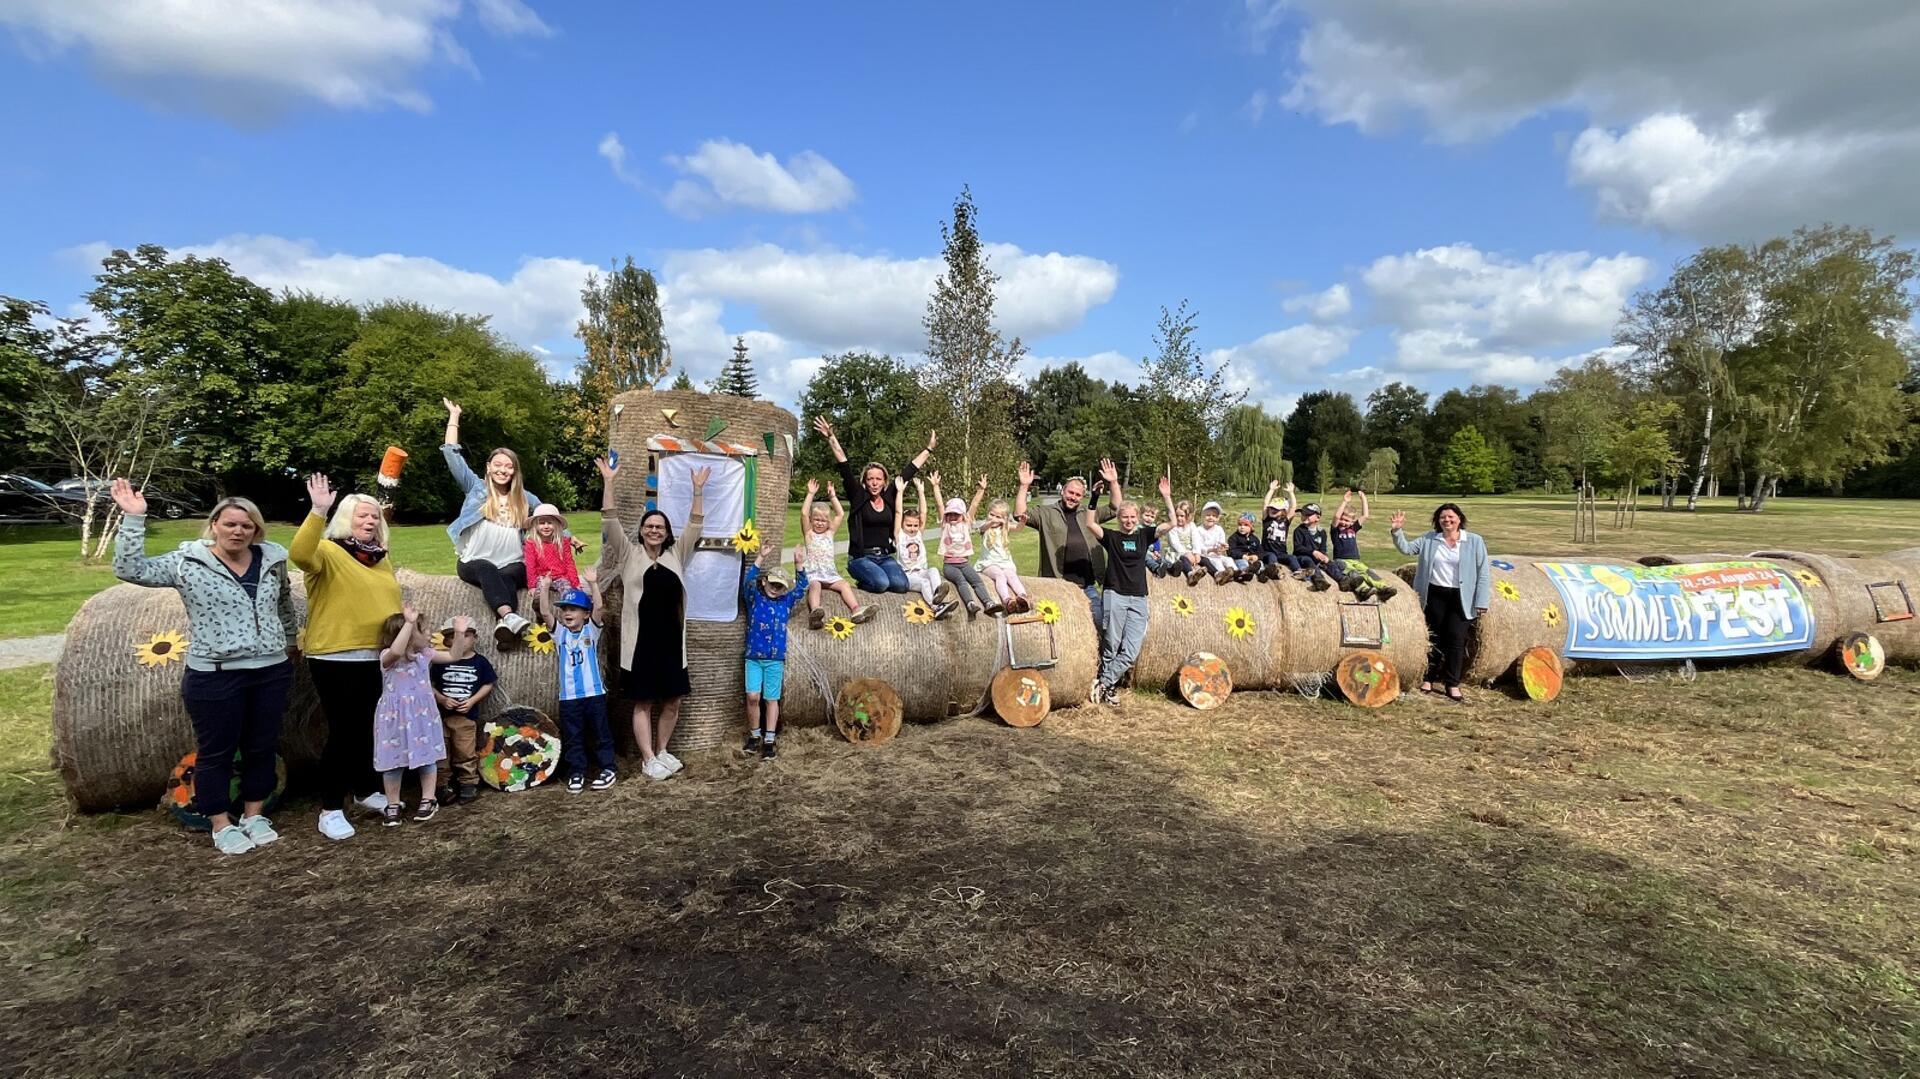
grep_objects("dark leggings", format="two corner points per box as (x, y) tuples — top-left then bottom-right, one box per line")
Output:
(1423, 585), (1470, 688)
(179, 661), (293, 819)
(457, 558), (522, 613)
(309, 656), (382, 811)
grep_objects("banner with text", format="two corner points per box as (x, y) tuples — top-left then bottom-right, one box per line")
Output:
(1537, 560), (1815, 661)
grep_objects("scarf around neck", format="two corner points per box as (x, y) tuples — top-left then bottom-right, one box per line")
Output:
(331, 536), (388, 567)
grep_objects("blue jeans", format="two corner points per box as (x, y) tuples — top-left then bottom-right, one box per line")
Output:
(847, 554), (909, 593)
(558, 694), (616, 776)
(1099, 593), (1149, 689)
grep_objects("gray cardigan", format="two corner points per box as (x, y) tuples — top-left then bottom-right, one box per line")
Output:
(1391, 527), (1492, 618)
(113, 513), (299, 669)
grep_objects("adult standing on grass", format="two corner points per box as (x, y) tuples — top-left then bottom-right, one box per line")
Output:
(1391, 502), (1491, 703)
(110, 480), (298, 855)
(596, 454), (715, 782)
(441, 397), (546, 649)
(1079, 459), (1173, 707)
(1014, 460), (1115, 633)
(812, 416), (936, 593)
(293, 472), (404, 840)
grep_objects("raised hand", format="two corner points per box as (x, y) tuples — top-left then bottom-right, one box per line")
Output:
(976, 474), (988, 491)
(594, 455), (618, 478)
(912, 476), (926, 490)
(453, 614), (471, 635)
(812, 416), (835, 439)
(442, 397), (461, 418)
(1016, 460), (1035, 488)
(1155, 473), (1172, 498)
(1098, 457), (1120, 487)
(1390, 510), (1407, 531)
(581, 566), (597, 585)
(109, 477), (147, 516)
(690, 466), (712, 491)
(928, 470), (941, 488)
(305, 472), (336, 516)
(826, 480), (837, 498)
(894, 475), (906, 493)
(926, 430), (938, 452)
(402, 601), (420, 623)
(805, 477), (819, 496)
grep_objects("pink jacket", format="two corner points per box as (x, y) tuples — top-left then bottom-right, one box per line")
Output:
(524, 537), (581, 590)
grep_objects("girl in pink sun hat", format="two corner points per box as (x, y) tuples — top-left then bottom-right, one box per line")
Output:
(524, 502), (580, 606)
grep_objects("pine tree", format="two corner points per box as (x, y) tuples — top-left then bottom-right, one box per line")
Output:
(711, 336), (759, 397)
(671, 369), (695, 390)
(921, 186), (1023, 482)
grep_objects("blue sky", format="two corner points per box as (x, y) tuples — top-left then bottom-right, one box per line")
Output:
(4, 1), (1916, 416)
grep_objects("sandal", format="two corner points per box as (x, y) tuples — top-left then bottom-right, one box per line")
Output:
(1446, 688), (1466, 704)
(1419, 682), (1436, 694)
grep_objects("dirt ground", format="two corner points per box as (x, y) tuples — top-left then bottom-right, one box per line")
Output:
(2, 664), (1916, 1078)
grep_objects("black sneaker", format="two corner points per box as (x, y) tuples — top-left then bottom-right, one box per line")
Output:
(382, 804), (403, 828)
(565, 773), (586, 794)
(1373, 583), (1399, 603)
(1309, 571), (1333, 592)
(1338, 574), (1361, 593)
(413, 799), (439, 823)
(760, 740), (779, 761)
(434, 785), (455, 806)
(457, 783), (480, 804)
(933, 600), (959, 620)
(743, 731), (764, 753)
(590, 768), (617, 791)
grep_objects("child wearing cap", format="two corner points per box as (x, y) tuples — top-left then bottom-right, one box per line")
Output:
(524, 502), (581, 603)
(538, 568), (617, 793)
(930, 471), (994, 618)
(1259, 479), (1296, 581)
(430, 613), (497, 805)
(1194, 501), (1235, 585)
(1329, 489), (1398, 602)
(741, 547), (810, 760)
(1226, 511), (1263, 582)
(1290, 502), (1336, 591)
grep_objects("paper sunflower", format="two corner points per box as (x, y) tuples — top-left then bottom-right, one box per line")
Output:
(1542, 604), (1563, 627)
(1224, 606), (1256, 639)
(1170, 595), (1196, 618)
(732, 521), (761, 555)
(524, 624), (556, 655)
(432, 629), (451, 650)
(1793, 569), (1821, 589)
(1496, 579), (1522, 601)
(903, 598), (935, 625)
(135, 630), (188, 668)
(827, 615), (856, 640)
(1034, 598), (1061, 625)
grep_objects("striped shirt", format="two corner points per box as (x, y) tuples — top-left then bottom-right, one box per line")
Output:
(554, 622), (606, 701)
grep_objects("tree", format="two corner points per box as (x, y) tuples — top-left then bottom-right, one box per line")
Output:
(1283, 391), (1367, 491)
(1021, 363), (1111, 481)
(1, 297), (64, 464)
(711, 336), (759, 398)
(921, 186), (1024, 483)
(1436, 425), (1499, 493)
(1136, 300), (1243, 489)
(1315, 449), (1336, 497)
(1365, 382), (1429, 489)
(1047, 391), (1145, 489)
(794, 351), (923, 497)
(1540, 357), (1627, 497)
(1360, 446), (1399, 494)
(1219, 403), (1286, 493)
(670, 370), (695, 390)
(573, 256), (669, 455)
(1428, 385), (1531, 491)
(1607, 403), (1679, 528)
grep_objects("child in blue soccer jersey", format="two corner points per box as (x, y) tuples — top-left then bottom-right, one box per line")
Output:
(741, 546), (809, 761)
(540, 567), (617, 793)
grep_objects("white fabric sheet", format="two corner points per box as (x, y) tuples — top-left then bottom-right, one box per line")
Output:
(656, 452), (744, 623)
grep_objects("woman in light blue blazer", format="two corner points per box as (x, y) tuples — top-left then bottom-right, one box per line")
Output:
(1391, 502), (1491, 702)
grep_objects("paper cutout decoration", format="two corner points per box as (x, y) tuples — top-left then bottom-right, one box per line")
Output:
(763, 432), (777, 454)
(660, 408), (680, 427)
(992, 668), (1051, 727)
(162, 750), (287, 831)
(136, 630), (188, 668)
(1178, 652), (1232, 710)
(478, 709), (562, 791)
(782, 433), (795, 459)
(377, 446), (409, 487)
(704, 416), (728, 440)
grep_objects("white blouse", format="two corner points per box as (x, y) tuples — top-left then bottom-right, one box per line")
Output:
(460, 516), (523, 566)
(1428, 536), (1462, 588)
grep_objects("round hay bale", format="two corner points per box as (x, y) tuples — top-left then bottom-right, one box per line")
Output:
(834, 678), (902, 745)
(1460, 558), (1572, 685)
(1133, 577), (1285, 691)
(1274, 575), (1428, 691)
(1750, 551), (1920, 665)
(53, 582), (326, 812)
(1334, 651), (1399, 708)
(1176, 652), (1232, 710)
(161, 750), (287, 831)
(1517, 646), (1564, 702)
(1837, 633), (1886, 681)
(990, 668), (1050, 727)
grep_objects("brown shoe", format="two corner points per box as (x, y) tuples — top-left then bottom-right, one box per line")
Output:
(1214, 569), (1237, 585)
(850, 604), (875, 624)
(809, 608), (826, 630)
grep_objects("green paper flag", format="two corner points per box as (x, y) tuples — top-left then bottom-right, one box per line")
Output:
(763, 431), (777, 453)
(705, 417), (728, 440)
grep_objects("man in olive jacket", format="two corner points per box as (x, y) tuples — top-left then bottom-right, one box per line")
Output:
(1013, 460), (1116, 637)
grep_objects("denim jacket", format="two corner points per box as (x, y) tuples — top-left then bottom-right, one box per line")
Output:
(441, 443), (546, 554)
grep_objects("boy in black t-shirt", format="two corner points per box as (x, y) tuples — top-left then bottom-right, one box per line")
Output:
(431, 614), (498, 804)
(1328, 489), (1397, 602)
(1259, 479), (1296, 579)
(1081, 459), (1174, 707)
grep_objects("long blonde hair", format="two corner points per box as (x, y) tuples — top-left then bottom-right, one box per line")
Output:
(480, 447), (529, 529)
(201, 497), (268, 543)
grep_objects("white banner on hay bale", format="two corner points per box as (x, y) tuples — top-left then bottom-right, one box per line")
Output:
(656, 452), (743, 623)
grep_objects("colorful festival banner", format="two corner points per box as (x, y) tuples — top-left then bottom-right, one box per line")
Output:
(1536, 560), (1815, 661)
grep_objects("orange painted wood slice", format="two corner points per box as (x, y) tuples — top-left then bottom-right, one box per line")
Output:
(834, 678), (903, 745)
(1838, 633), (1885, 682)
(1177, 652), (1233, 710)
(1334, 651), (1399, 708)
(991, 668), (1051, 727)
(1518, 647), (1565, 702)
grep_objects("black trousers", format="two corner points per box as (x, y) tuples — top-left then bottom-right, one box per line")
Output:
(457, 558), (522, 613)
(1423, 585), (1470, 687)
(179, 661), (293, 819)
(309, 657), (383, 810)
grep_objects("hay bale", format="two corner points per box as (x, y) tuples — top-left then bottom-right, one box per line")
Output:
(1750, 551), (1920, 664)
(1273, 577), (1428, 690)
(395, 570), (559, 722)
(1133, 577), (1286, 691)
(1461, 558), (1569, 685)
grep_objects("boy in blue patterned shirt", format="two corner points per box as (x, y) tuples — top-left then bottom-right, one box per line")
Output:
(742, 547), (809, 760)
(539, 568), (616, 793)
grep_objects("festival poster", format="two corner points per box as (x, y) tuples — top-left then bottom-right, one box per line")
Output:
(1536, 560), (1815, 661)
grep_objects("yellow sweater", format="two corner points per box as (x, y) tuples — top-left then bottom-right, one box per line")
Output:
(290, 512), (403, 656)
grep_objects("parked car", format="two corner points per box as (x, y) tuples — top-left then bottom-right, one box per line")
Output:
(0, 474), (87, 524)
(54, 477), (203, 519)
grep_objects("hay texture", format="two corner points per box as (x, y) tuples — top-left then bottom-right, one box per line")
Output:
(1750, 551), (1920, 664)
(1132, 577), (1287, 692)
(1459, 558), (1571, 684)
(1273, 576), (1428, 690)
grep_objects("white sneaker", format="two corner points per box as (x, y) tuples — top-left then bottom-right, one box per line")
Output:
(211, 824), (256, 855)
(354, 792), (388, 815)
(501, 611), (531, 635)
(317, 809), (355, 841)
(656, 750), (684, 774)
(641, 757), (673, 782)
(238, 814), (280, 846)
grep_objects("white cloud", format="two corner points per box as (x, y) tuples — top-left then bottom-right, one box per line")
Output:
(1359, 244), (1649, 352)
(1017, 350), (1138, 387)
(659, 138), (857, 216)
(1282, 282), (1351, 321)
(1243, 89), (1270, 125)
(1207, 324), (1357, 414)
(0, 0), (550, 123)
(597, 131), (643, 189)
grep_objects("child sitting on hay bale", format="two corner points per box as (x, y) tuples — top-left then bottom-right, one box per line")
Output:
(1260, 480), (1296, 579)
(976, 497), (1032, 614)
(1163, 500), (1201, 582)
(1193, 501), (1236, 585)
(1289, 503), (1336, 591)
(1329, 490), (1397, 603)
(1227, 512), (1263, 582)
(892, 476), (957, 619)
(741, 548), (810, 760)
(799, 479), (874, 630)
(539, 571), (617, 794)
(1142, 506), (1168, 576)
(932, 471), (996, 618)
(523, 503), (581, 604)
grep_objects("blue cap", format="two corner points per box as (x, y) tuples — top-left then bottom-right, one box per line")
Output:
(556, 588), (593, 610)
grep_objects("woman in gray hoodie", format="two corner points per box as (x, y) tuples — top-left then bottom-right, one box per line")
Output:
(112, 479), (299, 854)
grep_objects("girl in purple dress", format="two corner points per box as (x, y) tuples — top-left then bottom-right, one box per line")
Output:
(373, 604), (453, 826)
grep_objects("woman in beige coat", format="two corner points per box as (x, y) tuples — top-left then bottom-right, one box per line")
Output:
(596, 456), (714, 781)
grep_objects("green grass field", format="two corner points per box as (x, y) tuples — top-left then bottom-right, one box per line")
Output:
(7, 493), (1918, 642)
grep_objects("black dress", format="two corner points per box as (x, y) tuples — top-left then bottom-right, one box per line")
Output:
(622, 562), (692, 701)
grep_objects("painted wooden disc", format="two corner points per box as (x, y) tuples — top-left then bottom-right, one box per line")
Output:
(1177, 651), (1233, 710)
(1518, 646), (1565, 702)
(478, 708), (562, 792)
(991, 668), (1051, 727)
(1334, 650), (1400, 709)
(1838, 633), (1886, 681)
(162, 750), (287, 831)
(834, 677), (903, 745)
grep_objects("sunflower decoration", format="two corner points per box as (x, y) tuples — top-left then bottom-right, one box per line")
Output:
(1793, 568), (1822, 589)
(1034, 598), (1062, 625)
(135, 630), (188, 668)
(732, 521), (761, 555)
(902, 598), (935, 625)
(1496, 579), (1522, 601)
(1224, 606), (1257, 640)
(523, 624), (556, 655)
(827, 615), (857, 640)
(1542, 604), (1563, 628)
(1170, 595), (1196, 619)
(432, 629), (452, 650)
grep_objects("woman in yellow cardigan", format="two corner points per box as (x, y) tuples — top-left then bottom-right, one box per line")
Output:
(291, 472), (403, 841)
(596, 456), (716, 782)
